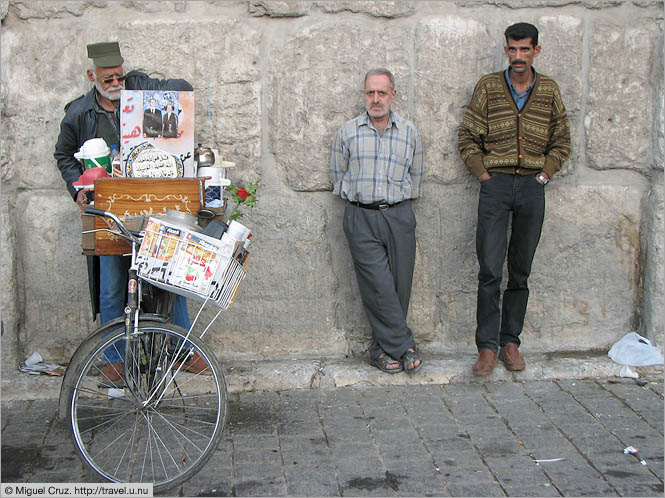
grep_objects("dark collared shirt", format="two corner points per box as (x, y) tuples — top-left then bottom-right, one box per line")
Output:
(504, 68), (537, 111)
(93, 93), (120, 148)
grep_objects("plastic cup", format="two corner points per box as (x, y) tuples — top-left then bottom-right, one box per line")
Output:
(75, 138), (111, 173)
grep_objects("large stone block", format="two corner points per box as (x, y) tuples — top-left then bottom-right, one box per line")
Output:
(202, 188), (348, 359)
(586, 21), (661, 171)
(249, 0), (314, 17)
(249, 1), (416, 18)
(1, 195), (19, 374)
(410, 183), (479, 352)
(1, 26), (88, 191)
(414, 17), (496, 184)
(632, 0), (664, 6)
(118, 18), (262, 181)
(639, 182), (664, 347)
(14, 191), (94, 362)
(318, 1), (417, 17)
(268, 21), (411, 192)
(130, 18), (263, 182)
(533, 15), (585, 176)
(526, 184), (643, 351)
(326, 194), (373, 354)
(12, 1), (94, 19)
(652, 22), (664, 170)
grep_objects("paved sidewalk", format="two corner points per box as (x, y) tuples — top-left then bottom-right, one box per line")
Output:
(1, 377), (663, 497)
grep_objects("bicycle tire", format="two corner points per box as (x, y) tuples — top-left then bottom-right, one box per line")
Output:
(67, 322), (227, 492)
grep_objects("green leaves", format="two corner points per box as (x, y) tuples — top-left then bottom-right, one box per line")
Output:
(227, 183), (258, 221)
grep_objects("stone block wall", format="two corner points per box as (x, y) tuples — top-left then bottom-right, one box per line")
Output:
(1, 0), (663, 372)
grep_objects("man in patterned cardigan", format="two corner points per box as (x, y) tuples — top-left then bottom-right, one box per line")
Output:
(458, 22), (571, 376)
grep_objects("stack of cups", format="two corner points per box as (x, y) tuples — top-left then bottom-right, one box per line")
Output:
(219, 220), (251, 263)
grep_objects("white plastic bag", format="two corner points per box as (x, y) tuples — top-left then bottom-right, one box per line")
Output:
(608, 332), (664, 366)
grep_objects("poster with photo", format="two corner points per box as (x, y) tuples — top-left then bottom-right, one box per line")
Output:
(119, 90), (195, 178)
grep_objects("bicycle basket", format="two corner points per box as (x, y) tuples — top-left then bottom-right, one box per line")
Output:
(137, 217), (248, 309)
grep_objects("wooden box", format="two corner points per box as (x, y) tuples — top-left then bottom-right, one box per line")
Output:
(88, 178), (204, 255)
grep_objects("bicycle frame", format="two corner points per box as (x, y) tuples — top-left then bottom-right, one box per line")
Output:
(78, 208), (227, 404)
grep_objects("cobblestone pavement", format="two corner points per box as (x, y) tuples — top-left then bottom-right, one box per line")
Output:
(1, 378), (663, 497)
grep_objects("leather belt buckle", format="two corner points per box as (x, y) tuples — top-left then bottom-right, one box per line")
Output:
(378, 204), (390, 211)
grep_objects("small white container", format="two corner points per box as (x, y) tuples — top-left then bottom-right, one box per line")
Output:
(197, 166), (231, 208)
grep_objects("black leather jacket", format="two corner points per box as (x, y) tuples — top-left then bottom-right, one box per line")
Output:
(54, 70), (193, 200)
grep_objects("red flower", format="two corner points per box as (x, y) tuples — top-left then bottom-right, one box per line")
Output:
(236, 188), (251, 201)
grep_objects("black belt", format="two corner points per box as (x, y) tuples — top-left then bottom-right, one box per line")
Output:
(351, 200), (403, 211)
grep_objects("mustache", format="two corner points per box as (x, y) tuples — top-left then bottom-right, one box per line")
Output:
(512, 60), (527, 65)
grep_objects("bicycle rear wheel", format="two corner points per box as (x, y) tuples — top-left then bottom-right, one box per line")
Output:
(67, 322), (227, 492)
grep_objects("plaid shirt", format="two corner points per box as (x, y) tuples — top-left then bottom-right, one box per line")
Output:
(330, 111), (424, 204)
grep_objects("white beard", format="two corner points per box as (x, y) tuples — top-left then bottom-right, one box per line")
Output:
(94, 81), (123, 101)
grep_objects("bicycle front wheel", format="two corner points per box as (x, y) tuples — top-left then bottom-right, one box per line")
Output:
(67, 322), (227, 492)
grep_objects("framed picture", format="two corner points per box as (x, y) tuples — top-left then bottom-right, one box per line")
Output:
(119, 90), (195, 178)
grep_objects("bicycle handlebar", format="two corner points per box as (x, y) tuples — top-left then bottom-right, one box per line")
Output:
(85, 207), (107, 217)
(84, 207), (142, 246)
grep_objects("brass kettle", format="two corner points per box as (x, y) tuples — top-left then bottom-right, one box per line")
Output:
(194, 143), (215, 167)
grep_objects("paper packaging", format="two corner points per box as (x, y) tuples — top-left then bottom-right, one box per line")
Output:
(218, 232), (241, 258)
(137, 217), (186, 282)
(226, 220), (250, 242)
(170, 231), (233, 295)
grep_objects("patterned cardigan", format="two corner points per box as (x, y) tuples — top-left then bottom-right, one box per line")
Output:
(458, 71), (571, 179)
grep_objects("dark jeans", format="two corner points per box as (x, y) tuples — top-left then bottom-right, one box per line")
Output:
(343, 200), (417, 361)
(475, 173), (545, 352)
(100, 255), (190, 363)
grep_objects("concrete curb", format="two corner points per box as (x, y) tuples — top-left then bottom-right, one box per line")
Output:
(2, 353), (662, 401)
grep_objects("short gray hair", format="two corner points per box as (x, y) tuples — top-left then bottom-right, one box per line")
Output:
(364, 68), (395, 90)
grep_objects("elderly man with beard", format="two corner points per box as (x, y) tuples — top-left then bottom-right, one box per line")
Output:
(54, 42), (207, 382)
(330, 68), (425, 375)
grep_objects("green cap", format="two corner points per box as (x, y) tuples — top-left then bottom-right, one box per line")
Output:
(86, 41), (124, 68)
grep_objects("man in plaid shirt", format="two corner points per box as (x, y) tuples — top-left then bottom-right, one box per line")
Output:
(330, 68), (425, 375)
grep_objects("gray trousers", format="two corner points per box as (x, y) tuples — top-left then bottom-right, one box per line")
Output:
(343, 200), (417, 361)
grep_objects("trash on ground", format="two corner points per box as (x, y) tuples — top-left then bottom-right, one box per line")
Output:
(619, 365), (639, 379)
(534, 457), (565, 464)
(623, 446), (639, 455)
(640, 460), (647, 466)
(18, 352), (65, 376)
(608, 332), (664, 366)
(107, 388), (124, 399)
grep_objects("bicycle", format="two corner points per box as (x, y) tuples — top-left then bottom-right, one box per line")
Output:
(58, 207), (247, 492)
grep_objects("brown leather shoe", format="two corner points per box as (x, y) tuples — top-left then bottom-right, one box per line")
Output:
(103, 362), (124, 382)
(498, 343), (526, 371)
(472, 349), (497, 376)
(176, 352), (212, 375)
